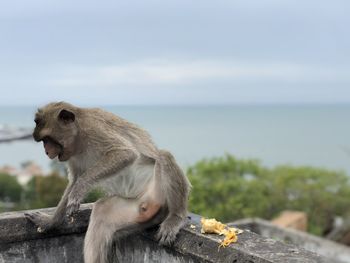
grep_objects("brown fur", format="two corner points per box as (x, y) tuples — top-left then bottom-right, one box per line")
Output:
(25, 102), (191, 263)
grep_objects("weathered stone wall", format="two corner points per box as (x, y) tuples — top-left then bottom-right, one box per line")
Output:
(1, 233), (85, 263)
(0, 204), (332, 263)
(233, 218), (350, 263)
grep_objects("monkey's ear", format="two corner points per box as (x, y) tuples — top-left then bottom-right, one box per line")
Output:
(58, 109), (75, 124)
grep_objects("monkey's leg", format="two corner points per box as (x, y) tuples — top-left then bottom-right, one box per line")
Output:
(155, 150), (191, 245)
(84, 196), (161, 263)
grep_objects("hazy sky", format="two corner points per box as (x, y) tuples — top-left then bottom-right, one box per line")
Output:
(0, 0), (349, 105)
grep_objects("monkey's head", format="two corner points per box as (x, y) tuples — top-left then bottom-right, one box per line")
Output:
(33, 102), (80, 162)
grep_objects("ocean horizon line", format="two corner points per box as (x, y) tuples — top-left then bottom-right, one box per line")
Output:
(0, 102), (350, 108)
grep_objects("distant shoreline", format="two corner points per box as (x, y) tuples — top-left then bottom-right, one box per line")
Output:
(0, 126), (32, 143)
(0, 135), (32, 143)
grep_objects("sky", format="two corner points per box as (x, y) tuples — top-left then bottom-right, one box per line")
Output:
(0, 0), (349, 106)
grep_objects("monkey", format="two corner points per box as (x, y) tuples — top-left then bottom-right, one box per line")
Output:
(24, 102), (191, 263)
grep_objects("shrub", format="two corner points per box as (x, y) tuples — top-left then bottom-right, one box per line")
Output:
(0, 173), (23, 202)
(187, 154), (350, 236)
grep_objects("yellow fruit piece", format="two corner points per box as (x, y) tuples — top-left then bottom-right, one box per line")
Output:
(200, 218), (242, 248)
(200, 218), (226, 235)
(219, 228), (238, 247)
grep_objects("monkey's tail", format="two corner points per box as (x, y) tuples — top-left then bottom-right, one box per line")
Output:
(155, 150), (191, 245)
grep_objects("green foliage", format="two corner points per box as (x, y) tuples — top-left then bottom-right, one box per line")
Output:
(23, 172), (68, 209)
(22, 173), (105, 209)
(187, 154), (350, 236)
(3, 153), (349, 237)
(0, 173), (23, 202)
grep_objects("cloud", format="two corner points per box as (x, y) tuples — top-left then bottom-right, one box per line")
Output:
(1, 58), (349, 106)
(48, 59), (350, 88)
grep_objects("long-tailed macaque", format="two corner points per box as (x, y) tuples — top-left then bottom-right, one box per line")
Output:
(25, 102), (191, 263)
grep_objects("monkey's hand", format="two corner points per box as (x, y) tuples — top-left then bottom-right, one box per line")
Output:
(24, 211), (54, 233)
(66, 195), (80, 218)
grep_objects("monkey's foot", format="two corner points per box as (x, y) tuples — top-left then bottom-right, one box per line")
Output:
(24, 211), (52, 232)
(66, 199), (80, 217)
(156, 223), (178, 246)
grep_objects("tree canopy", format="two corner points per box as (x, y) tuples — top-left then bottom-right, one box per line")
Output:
(187, 154), (350, 236)
(0, 173), (23, 202)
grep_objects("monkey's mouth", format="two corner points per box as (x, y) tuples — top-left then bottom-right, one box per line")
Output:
(42, 136), (64, 160)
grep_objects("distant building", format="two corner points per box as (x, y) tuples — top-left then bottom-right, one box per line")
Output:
(0, 165), (17, 176)
(0, 162), (44, 185)
(22, 162), (44, 177)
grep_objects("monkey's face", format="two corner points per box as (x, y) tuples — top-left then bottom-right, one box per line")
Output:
(33, 103), (79, 162)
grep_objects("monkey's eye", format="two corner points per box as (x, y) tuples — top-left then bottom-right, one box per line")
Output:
(34, 118), (41, 125)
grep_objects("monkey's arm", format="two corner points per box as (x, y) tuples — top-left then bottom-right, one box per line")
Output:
(66, 149), (137, 216)
(50, 180), (76, 225)
(25, 174), (77, 231)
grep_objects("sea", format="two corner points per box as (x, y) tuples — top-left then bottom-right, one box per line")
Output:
(0, 105), (349, 175)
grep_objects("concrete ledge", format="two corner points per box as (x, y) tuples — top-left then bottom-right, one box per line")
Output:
(0, 206), (331, 263)
(233, 218), (350, 263)
(0, 203), (92, 244)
